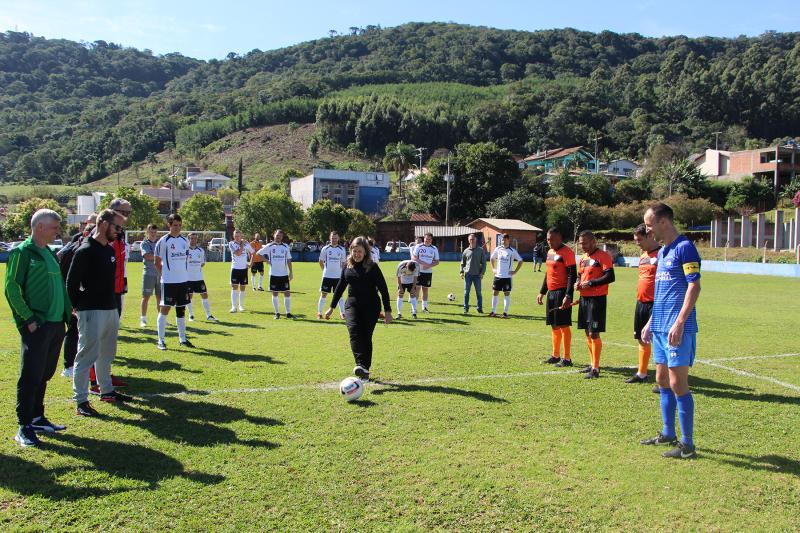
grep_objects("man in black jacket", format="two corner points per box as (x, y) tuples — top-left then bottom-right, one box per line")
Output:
(66, 209), (132, 417)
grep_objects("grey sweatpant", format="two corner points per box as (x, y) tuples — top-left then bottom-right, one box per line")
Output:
(73, 309), (119, 404)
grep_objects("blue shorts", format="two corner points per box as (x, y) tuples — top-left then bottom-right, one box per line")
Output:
(652, 331), (696, 368)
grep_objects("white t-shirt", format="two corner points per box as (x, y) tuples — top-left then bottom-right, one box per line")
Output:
(396, 260), (420, 285)
(320, 244), (346, 279)
(370, 246), (380, 263)
(187, 247), (206, 281)
(491, 246), (523, 278)
(229, 240), (253, 270)
(155, 234), (189, 284)
(258, 242), (291, 277)
(413, 244), (439, 274)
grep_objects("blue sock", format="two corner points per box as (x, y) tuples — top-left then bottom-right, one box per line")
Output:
(660, 388), (677, 439)
(676, 392), (695, 447)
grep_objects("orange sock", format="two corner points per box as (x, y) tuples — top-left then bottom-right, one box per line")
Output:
(562, 327), (572, 359)
(551, 328), (562, 357)
(592, 337), (603, 369)
(638, 344), (651, 376)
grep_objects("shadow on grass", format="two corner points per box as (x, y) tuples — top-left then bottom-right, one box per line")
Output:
(0, 434), (223, 501)
(209, 320), (262, 329)
(115, 356), (202, 374)
(192, 346), (286, 364)
(370, 380), (508, 403)
(701, 449), (800, 476)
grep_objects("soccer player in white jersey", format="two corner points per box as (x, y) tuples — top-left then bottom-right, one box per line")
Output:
(154, 214), (193, 350)
(317, 231), (347, 320)
(368, 237), (380, 263)
(257, 228), (294, 319)
(395, 259), (419, 319)
(412, 232), (439, 312)
(185, 232), (216, 322)
(489, 233), (523, 318)
(228, 229), (253, 312)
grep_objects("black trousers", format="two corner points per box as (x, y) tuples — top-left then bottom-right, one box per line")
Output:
(63, 314), (78, 369)
(17, 321), (65, 425)
(345, 301), (379, 370)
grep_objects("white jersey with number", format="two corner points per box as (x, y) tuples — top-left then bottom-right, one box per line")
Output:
(187, 247), (206, 281)
(229, 240), (253, 270)
(155, 234), (189, 284)
(320, 244), (346, 279)
(258, 242), (291, 277)
(491, 246), (523, 278)
(396, 260), (420, 285)
(413, 244), (439, 274)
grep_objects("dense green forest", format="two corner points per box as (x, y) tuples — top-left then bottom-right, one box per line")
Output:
(2, 23), (800, 185)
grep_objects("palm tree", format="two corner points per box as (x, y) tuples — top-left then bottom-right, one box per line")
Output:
(382, 142), (416, 199)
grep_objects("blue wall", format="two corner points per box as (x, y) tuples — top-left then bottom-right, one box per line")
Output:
(622, 257), (800, 278)
(358, 186), (389, 214)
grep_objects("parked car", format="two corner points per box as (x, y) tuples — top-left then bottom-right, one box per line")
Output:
(384, 241), (410, 253)
(130, 241), (143, 252)
(290, 241), (306, 252)
(208, 237), (226, 253)
(305, 241), (322, 252)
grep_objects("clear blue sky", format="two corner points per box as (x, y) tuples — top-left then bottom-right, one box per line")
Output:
(1, 0), (797, 60)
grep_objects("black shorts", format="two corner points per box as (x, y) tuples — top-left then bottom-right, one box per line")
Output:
(545, 288), (573, 327)
(231, 268), (248, 285)
(320, 277), (339, 293)
(417, 272), (432, 287)
(492, 277), (512, 292)
(270, 275), (290, 292)
(578, 295), (607, 334)
(250, 262), (264, 274)
(161, 282), (190, 308)
(187, 280), (207, 294)
(398, 282), (415, 293)
(634, 301), (654, 340)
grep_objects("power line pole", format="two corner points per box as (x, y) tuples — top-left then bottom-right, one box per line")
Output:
(712, 131), (722, 151)
(415, 147), (427, 172)
(444, 152), (454, 227)
(592, 133), (604, 174)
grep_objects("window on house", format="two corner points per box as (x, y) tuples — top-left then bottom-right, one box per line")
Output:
(761, 152), (777, 163)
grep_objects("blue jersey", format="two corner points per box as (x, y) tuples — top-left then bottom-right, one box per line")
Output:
(651, 235), (701, 334)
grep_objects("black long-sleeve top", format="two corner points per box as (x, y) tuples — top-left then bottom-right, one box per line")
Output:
(330, 262), (392, 313)
(66, 236), (117, 311)
(539, 265), (578, 300)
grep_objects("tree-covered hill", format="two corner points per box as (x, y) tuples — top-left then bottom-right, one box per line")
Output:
(2, 23), (800, 186)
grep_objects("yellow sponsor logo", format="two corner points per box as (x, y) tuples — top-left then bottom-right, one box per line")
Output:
(683, 262), (700, 275)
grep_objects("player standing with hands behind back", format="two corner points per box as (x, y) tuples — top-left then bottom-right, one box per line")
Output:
(412, 232), (439, 313)
(258, 229), (293, 319)
(489, 233), (523, 318)
(538, 227), (577, 366)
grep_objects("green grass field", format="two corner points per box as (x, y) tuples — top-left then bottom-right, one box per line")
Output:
(1, 262), (799, 531)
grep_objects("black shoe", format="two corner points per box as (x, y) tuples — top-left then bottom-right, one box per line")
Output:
(274, 313), (281, 320)
(578, 365), (592, 373)
(423, 307), (429, 313)
(652, 385), (662, 394)
(180, 340), (195, 348)
(31, 416), (66, 433)
(625, 374), (649, 384)
(15, 425), (41, 447)
(353, 365), (370, 382)
(543, 356), (561, 364)
(100, 391), (133, 403)
(555, 358), (574, 367)
(157, 340), (166, 351)
(640, 432), (678, 446)
(76, 402), (99, 417)
(412, 313), (417, 319)
(286, 313), (294, 319)
(207, 315), (218, 322)
(662, 441), (697, 459)
(476, 309), (483, 313)
(584, 368), (599, 379)
(257, 287), (265, 291)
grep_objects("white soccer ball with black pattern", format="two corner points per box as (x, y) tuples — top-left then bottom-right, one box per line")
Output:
(339, 377), (364, 401)
(447, 293), (455, 301)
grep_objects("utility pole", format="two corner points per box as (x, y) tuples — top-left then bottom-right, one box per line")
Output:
(712, 131), (722, 151)
(592, 133), (604, 174)
(444, 152), (454, 227)
(169, 165), (179, 214)
(415, 147), (427, 173)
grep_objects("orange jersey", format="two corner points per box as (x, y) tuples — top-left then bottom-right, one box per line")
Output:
(545, 245), (576, 290)
(250, 240), (264, 263)
(578, 249), (614, 297)
(636, 248), (660, 303)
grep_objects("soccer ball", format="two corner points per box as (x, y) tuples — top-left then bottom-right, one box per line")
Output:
(339, 377), (364, 402)
(447, 293), (455, 301)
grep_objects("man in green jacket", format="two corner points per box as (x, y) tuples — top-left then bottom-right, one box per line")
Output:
(4, 209), (72, 447)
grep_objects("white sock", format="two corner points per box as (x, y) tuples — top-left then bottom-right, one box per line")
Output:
(272, 296), (279, 313)
(492, 295), (499, 313)
(187, 301), (194, 316)
(176, 317), (187, 342)
(338, 299), (345, 313)
(259, 274), (264, 288)
(231, 290), (237, 308)
(140, 315), (146, 324)
(318, 297), (326, 314)
(396, 297), (403, 314)
(284, 296), (291, 313)
(238, 290), (245, 309)
(202, 298), (211, 317)
(157, 313), (166, 341)
(251, 274), (256, 286)
(422, 299), (428, 310)
(503, 295), (510, 314)
(410, 297), (418, 314)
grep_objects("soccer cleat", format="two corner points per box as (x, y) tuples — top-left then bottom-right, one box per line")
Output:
(662, 442), (697, 459)
(15, 425), (41, 447)
(274, 313), (281, 320)
(543, 356), (561, 365)
(463, 310), (469, 315)
(339, 313), (346, 320)
(411, 313), (417, 319)
(230, 307), (237, 313)
(555, 358), (574, 367)
(61, 366), (74, 378)
(180, 340), (195, 348)
(188, 315), (195, 322)
(207, 315), (218, 322)
(578, 365), (592, 373)
(89, 384), (101, 395)
(625, 374), (649, 384)
(76, 402), (99, 417)
(258, 287), (265, 291)
(238, 306), (246, 312)
(395, 313), (402, 320)
(139, 319), (147, 328)
(111, 376), (128, 387)
(584, 368), (600, 379)
(286, 313), (294, 319)
(476, 308), (484, 313)
(353, 366), (370, 382)
(502, 313), (508, 319)
(640, 432), (678, 446)
(31, 416), (66, 433)
(488, 312), (496, 317)
(101, 391), (133, 403)
(157, 340), (166, 351)
(423, 307), (429, 313)
(316, 313), (322, 320)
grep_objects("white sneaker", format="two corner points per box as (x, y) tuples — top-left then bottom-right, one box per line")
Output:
(238, 306), (245, 312)
(230, 307), (237, 313)
(61, 367), (73, 378)
(139, 320), (147, 328)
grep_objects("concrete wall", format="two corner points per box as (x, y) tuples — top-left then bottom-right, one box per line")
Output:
(289, 176), (314, 209)
(622, 257), (800, 278)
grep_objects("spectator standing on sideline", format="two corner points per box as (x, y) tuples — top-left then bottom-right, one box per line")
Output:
(460, 233), (486, 314)
(5, 209), (73, 446)
(139, 223), (161, 328)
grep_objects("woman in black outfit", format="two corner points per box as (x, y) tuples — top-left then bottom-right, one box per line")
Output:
(325, 236), (392, 381)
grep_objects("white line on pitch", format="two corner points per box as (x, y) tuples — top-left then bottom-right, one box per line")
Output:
(695, 360), (800, 393)
(700, 352), (800, 363)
